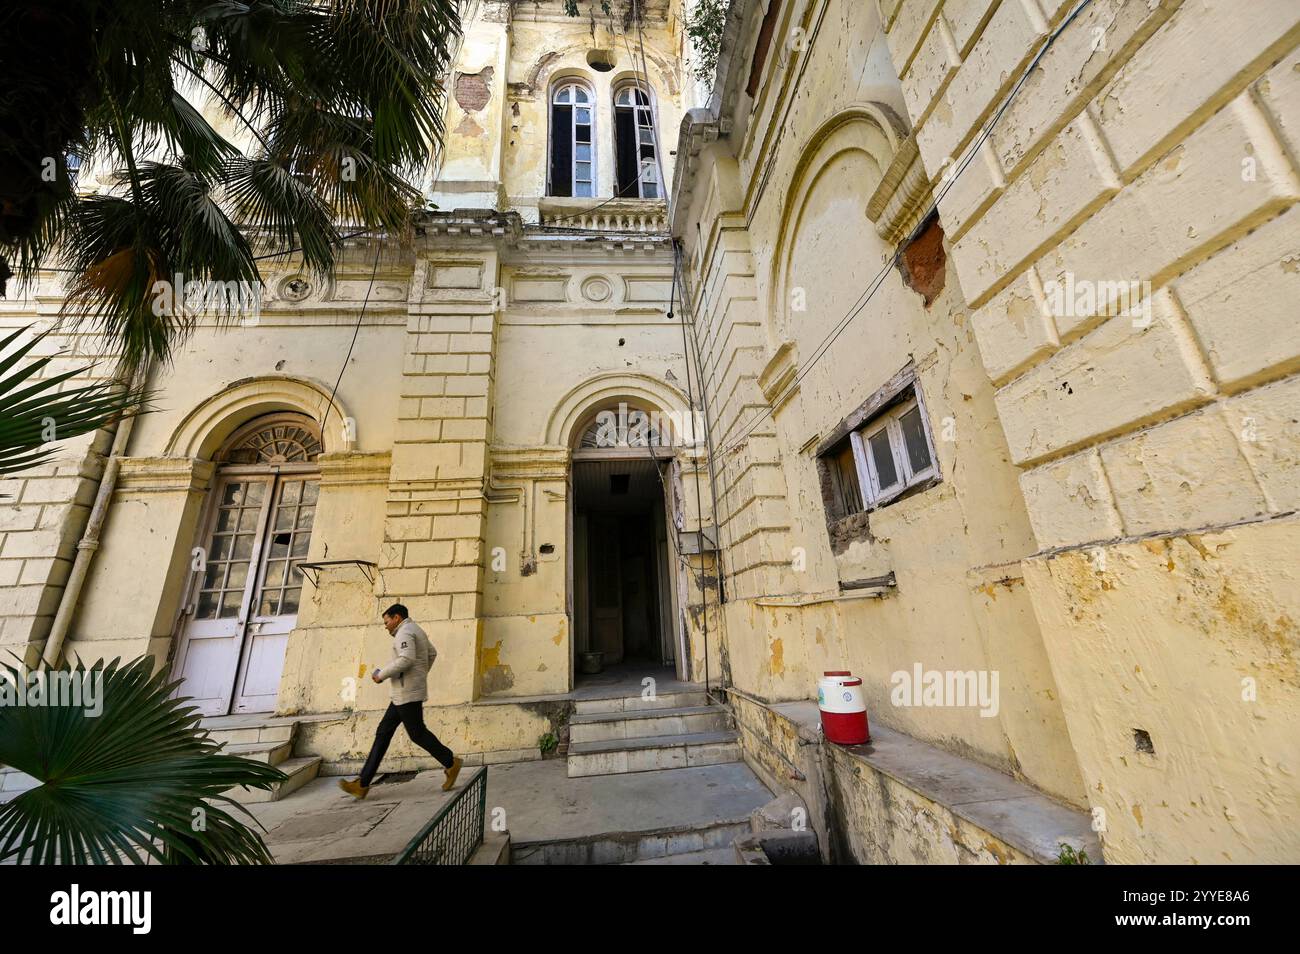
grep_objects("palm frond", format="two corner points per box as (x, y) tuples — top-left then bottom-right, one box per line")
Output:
(0, 325), (148, 479)
(0, 655), (284, 865)
(1, 0), (462, 369)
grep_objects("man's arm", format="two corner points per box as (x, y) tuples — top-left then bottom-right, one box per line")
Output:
(376, 627), (417, 681)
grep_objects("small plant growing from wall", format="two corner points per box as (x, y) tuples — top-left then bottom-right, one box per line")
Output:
(1057, 843), (1091, 865)
(538, 731), (559, 757)
(684, 0), (729, 86)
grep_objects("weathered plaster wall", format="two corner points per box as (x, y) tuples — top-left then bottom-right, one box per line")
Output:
(4, 0), (708, 771)
(675, 0), (1085, 808)
(503, 4), (685, 211)
(729, 693), (1085, 864)
(0, 290), (117, 665)
(876, 0), (1300, 862)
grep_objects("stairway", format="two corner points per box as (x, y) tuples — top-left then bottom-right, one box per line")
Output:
(201, 714), (321, 803)
(566, 686), (742, 778)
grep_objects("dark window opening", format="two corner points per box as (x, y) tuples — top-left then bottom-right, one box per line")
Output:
(550, 83), (594, 198)
(614, 86), (659, 199)
(550, 103), (573, 197)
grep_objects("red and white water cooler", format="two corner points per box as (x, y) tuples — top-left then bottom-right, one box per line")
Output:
(818, 671), (870, 745)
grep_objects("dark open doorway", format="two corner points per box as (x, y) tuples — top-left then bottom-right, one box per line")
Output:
(572, 457), (674, 677)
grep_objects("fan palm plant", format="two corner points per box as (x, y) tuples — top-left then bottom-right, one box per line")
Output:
(0, 655), (287, 864)
(0, 325), (147, 482)
(0, 0), (460, 374)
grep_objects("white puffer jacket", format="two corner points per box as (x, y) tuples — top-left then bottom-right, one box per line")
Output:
(377, 618), (436, 705)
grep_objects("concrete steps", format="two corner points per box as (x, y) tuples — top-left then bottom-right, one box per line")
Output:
(568, 704), (731, 743)
(202, 715), (321, 804)
(511, 816), (752, 865)
(573, 688), (708, 716)
(567, 728), (741, 777)
(201, 715), (297, 748)
(566, 685), (741, 778)
(227, 756), (322, 804)
(222, 739), (295, 764)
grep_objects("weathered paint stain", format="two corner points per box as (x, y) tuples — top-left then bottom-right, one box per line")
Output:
(479, 639), (515, 694)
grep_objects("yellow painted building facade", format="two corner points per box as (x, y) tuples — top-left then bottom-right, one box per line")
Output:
(1, 0), (1297, 864)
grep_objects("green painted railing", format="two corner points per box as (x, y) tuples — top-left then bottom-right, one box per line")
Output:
(392, 766), (487, 865)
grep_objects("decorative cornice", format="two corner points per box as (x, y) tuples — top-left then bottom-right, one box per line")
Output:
(758, 341), (800, 411)
(316, 452), (392, 487)
(115, 457), (214, 494)
(669, 108), (723, 237)
(414, 209), (522, 244)
(867, 133), (935, 246)
(490, 446), (570, 480)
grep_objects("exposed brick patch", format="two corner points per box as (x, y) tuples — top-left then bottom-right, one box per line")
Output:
(898, 213), (947, 307)
(454, 67), (494, 113)
(828, 512), (872, 555)
(817, 453), (872, 554)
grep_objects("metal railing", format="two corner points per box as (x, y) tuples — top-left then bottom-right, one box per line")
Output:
(391, 766), (487, 865)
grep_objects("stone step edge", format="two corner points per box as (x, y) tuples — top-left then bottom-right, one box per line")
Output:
(510, 815), (752, 853)
(568, 704), (720, 725)
(567, 729), (739, 756)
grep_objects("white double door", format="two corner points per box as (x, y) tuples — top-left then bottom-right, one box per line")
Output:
(176, 472), (317, 715)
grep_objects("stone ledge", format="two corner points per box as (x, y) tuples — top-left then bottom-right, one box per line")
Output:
(768, 700), (1101, 865)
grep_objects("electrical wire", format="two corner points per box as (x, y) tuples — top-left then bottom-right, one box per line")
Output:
(320, 237), (383, 436)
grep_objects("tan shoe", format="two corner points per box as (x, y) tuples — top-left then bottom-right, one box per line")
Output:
(338, 777), (370, 800)
(442, 756), (463, 791)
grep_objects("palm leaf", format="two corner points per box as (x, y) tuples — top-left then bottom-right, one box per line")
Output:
(2, 0), (462, 371)
(0, 655), (285, 865)
(0, 325), (148, 479)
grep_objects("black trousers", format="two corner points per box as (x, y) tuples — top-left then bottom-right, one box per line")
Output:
(359, 701), (455, 786)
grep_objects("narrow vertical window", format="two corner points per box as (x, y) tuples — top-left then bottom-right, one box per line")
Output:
(614, 85), (659, 199)
(551, 82), (595, 197)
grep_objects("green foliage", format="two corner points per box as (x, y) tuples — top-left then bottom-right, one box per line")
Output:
(0, 0), (462, 373)
(0, 655), (285, 864)
(538, 731), (559, 755)
(0, 325), (148, 480)
(1057, 843), (1091, 865)
(685, 0), (730, 87)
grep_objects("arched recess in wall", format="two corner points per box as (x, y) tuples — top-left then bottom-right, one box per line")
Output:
(767, 105), (907, 353)
(164, 376), (353, 461)
(545, 371), (692, 449)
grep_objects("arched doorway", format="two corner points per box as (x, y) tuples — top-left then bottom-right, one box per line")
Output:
(569, 402), (682, 681)
(173, 413), (323, 715)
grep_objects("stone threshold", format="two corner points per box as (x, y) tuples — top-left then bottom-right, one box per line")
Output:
(767, 700), (1102, 865)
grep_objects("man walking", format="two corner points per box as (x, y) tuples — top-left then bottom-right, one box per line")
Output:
(339, 604), (463, 799)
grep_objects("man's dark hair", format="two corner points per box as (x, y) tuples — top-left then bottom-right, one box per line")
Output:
(383, 603), (409, 619)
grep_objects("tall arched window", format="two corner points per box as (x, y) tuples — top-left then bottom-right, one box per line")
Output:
(550, 81), (595, 197)
(174, 412), (322, 716)
(614, 85), (659, 199)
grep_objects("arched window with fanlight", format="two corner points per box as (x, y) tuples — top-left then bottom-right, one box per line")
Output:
(550, 81), (595, 197)
(614, 84), (659, 199)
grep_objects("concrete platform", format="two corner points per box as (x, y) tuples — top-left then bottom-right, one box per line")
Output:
(768, 700), (1102, 864)
(244, 757), (772, 865)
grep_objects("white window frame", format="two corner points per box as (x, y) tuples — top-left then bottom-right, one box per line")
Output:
(614, 84), (660, 199)
(550, 81), (596, 198)
(847, 395), (938, 510)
